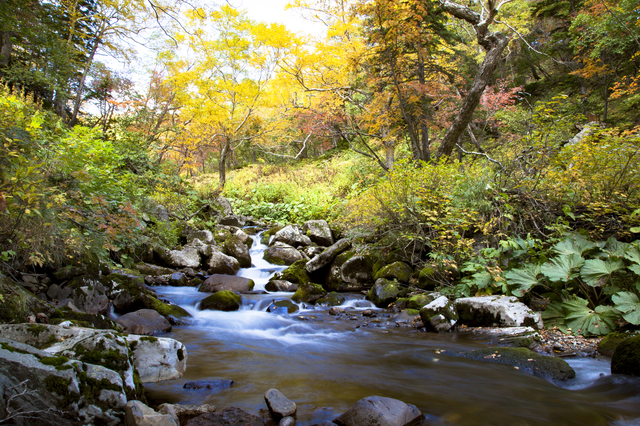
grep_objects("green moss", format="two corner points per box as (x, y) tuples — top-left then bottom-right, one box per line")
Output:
(366, 278), (407, 308)
(611, 335), (640, 376)
(27, 324), (47, 336)
(73, 340), (130, 373)
(131, 369), (146, 403)
(51, 308), (121, 330)
(273, 259), (310, 285)
(140, 336), (158, 343)
(406, 294), (436, 310)
(76, 369), (124, 411)
(599, 332), (635, 357)
(291, 283), (327, 304)
(0, 342), (30, 354)
(44, 375), (79, 407)
(405, 309), (420, 316)
(41, 356), (69, 367)
(200, 290), (242, 311)
(334, 250), (355, 267)
(373, 262), (413, 283)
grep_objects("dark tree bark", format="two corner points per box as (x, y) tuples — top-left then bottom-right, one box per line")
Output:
(436, 0), (510, 159)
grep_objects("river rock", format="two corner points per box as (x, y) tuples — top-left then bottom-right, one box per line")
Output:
(305, 239), (351, 274)
(199, 275), (255, 293)
(161, 239), (210, 269)
(317, 292), (346, 306)
(273, 225), (312, 248)
(116, 309), (172, 335)
(224, 235), (252, 268)
(133, 263), (175, 276)
(455, 296), (543, 329)
(279, 417), (296, 426)
(214, 197), (235, 217)
(0, 337), (127, 426)
(184, 407), (265, 426)
(458, 327), (541, 349)
(373, 262), (413, 283)
(183, 380), (235, 389)
(0, 275), (55, 323)
(272, 260), (310, 285)
(264, 388), (297, 420)
(183, 227), (216, 245)
(207, 248), (241, 275)
(264, 242), (304, 266)
(125, 335), (187, 383)
(200, 291), (242, 311)
(366, 278), (407, 308)
(158, 403), (218, 425)
(265, 280), (299, 292)
(419, 296), (458, 333)
(64, 276), (111, 315)
(291, 283), (327, 304)
(219, 215), (245, 227)
(598, 332), (635, 357)
(611, 335), (640, 376)
(303, 220), (334, 247)
(333, 396), (423, 426)
(447, 347), (576, 381)
(235, 229), (253, 247)
(267, 300), (299, 314)
(168, 272), (189, 287)
(417, 264), (440, 290)
(340, 256), (373, 289)
(125, 400), (178, 426)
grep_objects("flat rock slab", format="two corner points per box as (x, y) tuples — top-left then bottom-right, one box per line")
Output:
(184, 407), (265, 426)
(334, 396), (423, 426)
(455, 295), (543, 330)
(125, 400), (178, 426)
(199, 275), (255, 293)
(264, 388), (297, 419)
(116, 309), (172, 335)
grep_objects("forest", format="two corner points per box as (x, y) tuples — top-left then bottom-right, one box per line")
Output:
(1, 0), (640, 338)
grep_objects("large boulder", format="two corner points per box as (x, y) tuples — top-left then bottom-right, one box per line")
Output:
(115, 309), (172, 335)
(303, 220), (334, 247)
(339, 255), (374, 290)
(0, 274), (55, 323)
(125, 335), (187, 383)
(64, 276), (111, 315)
(219, 215), (245, 227)
(133, 263), (175, 276)
(291, 283), (327, 304)
(611, 335), (640, 376)
(264, 280), (298, 292)
(161, 239), (210, 269)
(272, 260), (310, 285)
(264, 243), (304, 266)
(373, 262), (413, 284)
(183, 228), (216, 245)
(366, 279), (407, 308)
(458, 327), (541, 349)
(199, 275), (255, 293)
(334, 396), (423, 426)
(419, 296), (458, 333)
(0, 337), (127, 426)
(264, 388), (296, 420)
(224, 235), (252, 268)
(446, 347), (575, 382)
(200, 291), (242, 311)
(305, 239), (351, 274)
(158, 403), (218, 425)
(184, 407), (265, 426)
(598, 332), (635, 357)
(207, 248), (241, 275)
(455, 295), (543, 330)
(273, 225), (312, 247)
(125, 400), (178, 426)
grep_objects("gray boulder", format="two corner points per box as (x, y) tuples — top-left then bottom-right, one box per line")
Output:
(305, 239), (351, 274)
(264, 388), (297, 420)
(162, 239), (210, 269)
(124, 335), (187, 383)
(265, 280), (298, 292)
(116, 309), (172, 335)
(366, 278), (407, 308)
(158, 403), (217, 425)
(419, 296), (458, 333)
(184, 407), (265, 426)
(455, 295), (543, 330)
(264, 243), (304, 266)
(183, 228), (216, 245)
(273, 225), (312, 247)
(207, 248), (241, 275)
(235, 229), (253, 247)
(199, 275), (255, 293)
(224, 235), (252, 268)
(219, 215), (245, 227)
(303, 220), (334, 246)
(125, 400), (178, 426)
(340, 256), (373, 290)
(334, 396), (422, 426)
(373, 262), (413, 283)
(200, 291), (242, 311)
(215, 197), (235, 217)
(67, 277), (111, 315)
(611, 335), (640, 376)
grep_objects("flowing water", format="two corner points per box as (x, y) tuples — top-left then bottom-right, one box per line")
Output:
(144, 235), (640, 425)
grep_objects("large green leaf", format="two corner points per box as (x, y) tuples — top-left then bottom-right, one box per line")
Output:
(541, 254), (585, 282)
(552, 234), (596, 256)
(612, 291), (640, 325)
(603, 237), (630, 258)
(541, 300), (569, 333)
(624, 246), (640, 265)
(562, 298), (619, 336)
(505, 264), (541, 297)
(630, 264), (640, 276)
(580, 258), (625, 287)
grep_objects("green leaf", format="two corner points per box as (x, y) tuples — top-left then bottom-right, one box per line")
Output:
(562, 297), (619, 336)
(624, 246), (640, 265)
(580, 258), (625, 287)
(603, 237), (630, 258)
(541, 300), (569, 333)
(612, 291), (640, 325)
(541, 254), (585, 282)
(552, 234), (596, 256)
(630, 265), (640, 276)
(505, 264), (541, 297)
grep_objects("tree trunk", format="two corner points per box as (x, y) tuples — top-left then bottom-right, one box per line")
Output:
(68, 26), (103, 126)
(218, 137), (230, 188)
(0, 32), (13, 68)
(436, 0), (510, 159)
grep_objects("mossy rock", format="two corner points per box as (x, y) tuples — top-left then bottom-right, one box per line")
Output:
(108, 274), (190, 319)
(406, 294), (437, 310)
(50, 309), (122, 331)
(214, 228), (232, 244)
(200, 290), (242, 311)
(373, 262), (413, 283)
(273, 260), (310, 285)
(261, 226), (284, 245)
(611, 335), (640, 376)
(317, 292), (346, 306)
(599, 332), (635, 357)
(333, 250), (356, 268)
(417, 265), (440, 290)
(291, 283), (327, 304)
(267, 300), (299, 314)
(448, 347), (576, 381)
(0, 274), (55, 323)
(366, 278), (407, 308)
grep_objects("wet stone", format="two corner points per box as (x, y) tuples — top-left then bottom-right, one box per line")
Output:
(183, 379), (235, 390)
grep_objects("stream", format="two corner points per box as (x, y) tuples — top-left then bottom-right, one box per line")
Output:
(144, 235), (640, 425)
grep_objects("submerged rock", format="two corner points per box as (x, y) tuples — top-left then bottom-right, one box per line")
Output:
(116, 309), (172, 335)
(455, 295), (543, 330)
(264, 388), (297, 420)
(200, 291), (242, 311)
(447, 347), (575, 382)
(183, 379), (235, 390)
(199, 275), (255, 293)
(459, 327), (541, 349)
(333, 395), (423, 426)
(611, 335), (640, 376)
(267, 300), (299, 314)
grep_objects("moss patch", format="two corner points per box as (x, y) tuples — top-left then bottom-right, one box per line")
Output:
(273, 259), (310, 285)
(200, 290), (242, 311)
(41, 356), (69, 367)
(291, 283), (327, 304)
(599, 332), (635, 357)
(611, 335), (640, 376)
